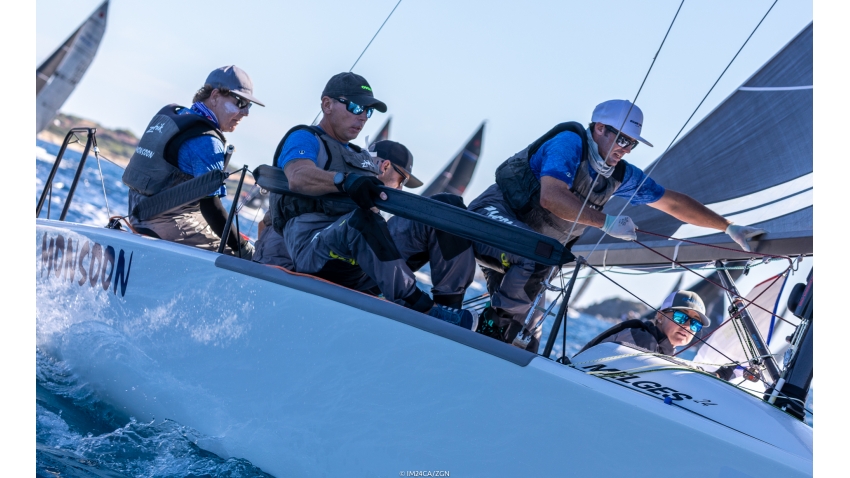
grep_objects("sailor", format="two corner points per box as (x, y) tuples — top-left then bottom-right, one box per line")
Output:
(469, 99), (765, 352)
(122, 65), (263, 258)
(577, 290), (710, 355)
(261, 72), (478, 329)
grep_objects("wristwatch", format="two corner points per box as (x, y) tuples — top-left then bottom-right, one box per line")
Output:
(333, 172), (346, 192)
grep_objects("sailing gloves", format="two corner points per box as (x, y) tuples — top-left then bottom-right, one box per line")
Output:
(343, 174), (385, 211)
(725, 223), (766, 252)
(603, 214), (638, 241)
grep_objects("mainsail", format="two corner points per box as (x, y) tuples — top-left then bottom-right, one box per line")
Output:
(572, 22), (813, 267)
(35, 0), (109, 134)
(421, 121), (485, 197)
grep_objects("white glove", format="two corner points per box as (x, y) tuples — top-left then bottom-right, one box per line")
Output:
(725, 224), (766, 252)
(603, 214), (637, 241)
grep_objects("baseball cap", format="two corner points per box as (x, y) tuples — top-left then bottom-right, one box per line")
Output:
(205, 65), (265, 107)
(591, 99), (652, 147)
(660, 290), (710, 327)
(322, 72), (387, 113)
(369, 140), (423, 188)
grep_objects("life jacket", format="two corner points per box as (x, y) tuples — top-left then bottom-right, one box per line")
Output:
(122, 104), (225, 197)
(494, 122), (627, 244)
(576, 319), (673, 355)
(268, 125), (381, 235)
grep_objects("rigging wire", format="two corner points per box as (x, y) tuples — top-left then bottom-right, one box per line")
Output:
(583, 0), (779, 265)
(561, 0), (685, 246)
(310, 0), (404, 126)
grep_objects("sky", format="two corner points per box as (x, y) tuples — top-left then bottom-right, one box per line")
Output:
(18, 1), (844, 471)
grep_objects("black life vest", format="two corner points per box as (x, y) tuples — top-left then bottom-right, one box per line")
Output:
(122, 104), (225, 197)
(494, 122), (627, 244)
(268, 125), (381, 235)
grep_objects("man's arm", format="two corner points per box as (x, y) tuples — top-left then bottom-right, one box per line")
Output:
(539, 176), (606, 228)
(647, 189), (730, 231)
(284, 159), (338, 196)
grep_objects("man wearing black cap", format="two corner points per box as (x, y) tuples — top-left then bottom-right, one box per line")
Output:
(261, 73), (478, 329)
(123, 65), (263, 258)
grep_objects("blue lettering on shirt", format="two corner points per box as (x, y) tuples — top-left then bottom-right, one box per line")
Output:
(528, 131), (665, 205)
(176, 108), (226, 197)
(276, 126), (352, 169)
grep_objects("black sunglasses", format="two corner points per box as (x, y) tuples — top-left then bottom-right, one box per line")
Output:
(604, 125), (639, 150)
(229, 93), (252, 110)
(335, 97), (374, 118)
(390, 163), (410, 187)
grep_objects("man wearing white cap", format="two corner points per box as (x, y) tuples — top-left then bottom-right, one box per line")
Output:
(123, 65), (264, 258)
(469, 99), (764, 352)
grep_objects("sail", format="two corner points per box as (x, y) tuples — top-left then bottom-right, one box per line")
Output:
(35, 1), (109, 133)
(572, 23), (813, 267)
(421, 121), (485, 197)
(366, 117), (391, 149)
(693, 273), (788, 379)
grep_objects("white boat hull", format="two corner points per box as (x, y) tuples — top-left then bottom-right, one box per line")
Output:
(36, 219), (812, 476)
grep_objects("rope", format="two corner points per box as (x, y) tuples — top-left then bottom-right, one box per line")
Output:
(310, 0), (404, 126)
(561, 0), (686, 245)
(636, 229), (792, 262)
(583, 0), (779, 265)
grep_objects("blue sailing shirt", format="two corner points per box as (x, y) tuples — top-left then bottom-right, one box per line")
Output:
(176, 108), (226, 197)
(529, 131), (665, 205)
(276, 126), (351, 168)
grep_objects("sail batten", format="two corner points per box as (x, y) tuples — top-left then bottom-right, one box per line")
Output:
(573, 22), (812, 267)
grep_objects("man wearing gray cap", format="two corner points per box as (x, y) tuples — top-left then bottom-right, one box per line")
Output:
(469, 99), (765, 352)
(261, 72), (477, 329)
(122, 65), (263, 258)
(578, 290), (711, 355)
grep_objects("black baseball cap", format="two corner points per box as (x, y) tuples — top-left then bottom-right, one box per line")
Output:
(322, 72), (387, 113)
(369, 140), (423, 188)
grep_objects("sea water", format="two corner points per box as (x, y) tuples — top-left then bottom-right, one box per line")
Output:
(35, 139), (812, 476)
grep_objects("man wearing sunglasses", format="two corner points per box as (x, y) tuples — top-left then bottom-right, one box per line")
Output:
(578, 290), (710, 355)
(469, 99), (764, 352)
(123, 65), (263, 258)
(260, 73), (478, 330)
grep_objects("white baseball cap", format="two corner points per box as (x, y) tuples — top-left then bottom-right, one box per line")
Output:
(591, 99), (653, 147)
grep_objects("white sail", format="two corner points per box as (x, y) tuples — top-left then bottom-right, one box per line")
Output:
(35, 1), (109, 134)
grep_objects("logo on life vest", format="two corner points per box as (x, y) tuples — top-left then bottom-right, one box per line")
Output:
(146, 122), (166, 134)
(361, 159), (373, 168)
(135, 147), (154, 159)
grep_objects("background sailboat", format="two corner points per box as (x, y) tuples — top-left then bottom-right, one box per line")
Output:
(36, 0), (109, 134)
(421, 121), (485, 197)
(572, 22), (813, 268)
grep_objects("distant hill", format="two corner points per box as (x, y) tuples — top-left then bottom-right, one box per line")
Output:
(578, 297), (650, 322)
(37, 113), (138, 167)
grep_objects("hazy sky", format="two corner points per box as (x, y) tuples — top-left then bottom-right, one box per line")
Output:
(33, 0), (815, 307)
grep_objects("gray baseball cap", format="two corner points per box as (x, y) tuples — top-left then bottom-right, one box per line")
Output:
(369, 140), (423, 188)
(205, 65), (265, 107)
(660, 290), (710, 327)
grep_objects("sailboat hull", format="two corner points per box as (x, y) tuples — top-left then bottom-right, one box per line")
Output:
(36, 219), (812, 476)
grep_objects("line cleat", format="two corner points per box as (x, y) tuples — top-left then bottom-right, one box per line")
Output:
(428, 305), (479, 331)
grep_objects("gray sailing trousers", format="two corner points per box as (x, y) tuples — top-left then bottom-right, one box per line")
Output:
(252, 213), (295, 269)
(468, 183), (552, 344)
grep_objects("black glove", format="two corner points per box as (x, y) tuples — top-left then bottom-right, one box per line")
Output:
(343, 174), (384, 210)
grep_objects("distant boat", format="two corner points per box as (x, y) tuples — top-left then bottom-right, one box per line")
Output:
(36, 0), (109, 134)
(421, 121), (485, 197)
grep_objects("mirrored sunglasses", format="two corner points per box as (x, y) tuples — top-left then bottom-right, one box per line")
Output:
(604, 125), (639, 150)
(336, 97), (374, 118)
(671, 310), (703, 333)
